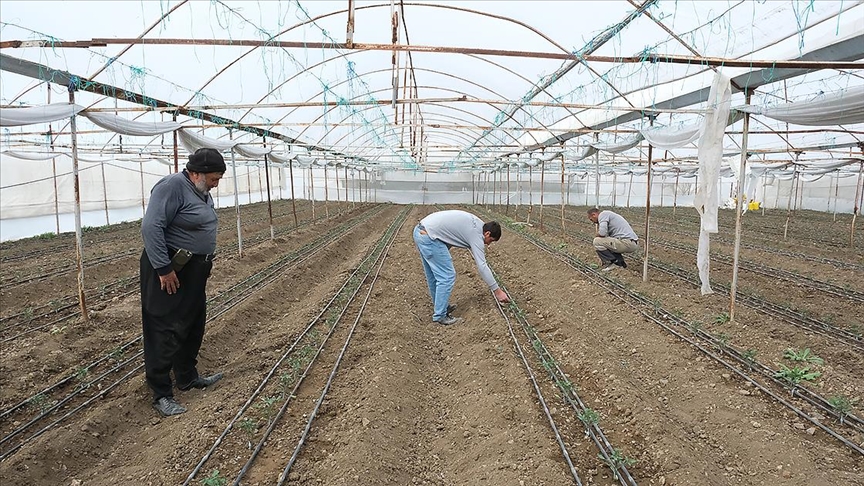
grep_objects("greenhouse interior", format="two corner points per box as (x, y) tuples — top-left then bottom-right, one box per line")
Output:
(0, 1), (862, 485)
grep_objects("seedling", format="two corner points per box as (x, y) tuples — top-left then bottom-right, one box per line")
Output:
(598, 448), (637, 480)
(22, 307), (34, 322)
(713, 312), (730, 325)
(783, 348), (824, 365)
(35, 232), (57, 240)
(28, 393), (52, 415)
(827, 396), (856, 425)
(256, 394), (280, 424)
(49, 325), (67, 335)
(774, 364), (821, 393)
(238, 417), (257, 445)
(848, 324), (862, 340)
(741, 349), (758, 370)
(715, 333), (731, 352)
(108, 346), (124, 361)
(558, 379), (575, 395)
(201, 469), (227, 486)
(74, 366), (90, 390)
(578, 408), (600, 427)
(687, 321), (703, 334)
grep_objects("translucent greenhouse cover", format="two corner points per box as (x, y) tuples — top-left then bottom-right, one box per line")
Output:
(0, 0), (861, 172)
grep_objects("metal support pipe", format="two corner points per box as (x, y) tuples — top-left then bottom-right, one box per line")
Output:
(172, 113), (179, 173)
(642, 117), (655, 283)
(560, 155), (565, 235)
(68, 88), (88, 321)
(852, 161), (864, 247)
(324, 166), (330, 218)
(288, 160), (298, 228)
(539, 161), (545, 232)
(230, 147), (243, 258)
(729, 92), (751, 323)
(263, 137), (275, 240)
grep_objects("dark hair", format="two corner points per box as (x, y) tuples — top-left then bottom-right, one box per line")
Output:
(587, 208), (601, 216)
(483, 221), (502, 240)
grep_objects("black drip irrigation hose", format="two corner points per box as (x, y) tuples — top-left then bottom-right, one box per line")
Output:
(0, 206), (389, 463)
(494, 280), (635, 485)
(0, 248), (139, 290)
(502, 222), (864, 457)
(182, 207), (410, 485)
(276, 212), (408, 486)
(492, 291), (584, 486)
(546, 214), (863, 351)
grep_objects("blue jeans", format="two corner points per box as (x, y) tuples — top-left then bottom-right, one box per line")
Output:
(413, 225), (455, 321)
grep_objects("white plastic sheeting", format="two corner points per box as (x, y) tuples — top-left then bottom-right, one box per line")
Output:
(0, 103), (85, 127)
(737, 85), (864, 126)
(177, 128), (239, 152)
(83, 111), (182, 136)
(694, 72), (732, 296)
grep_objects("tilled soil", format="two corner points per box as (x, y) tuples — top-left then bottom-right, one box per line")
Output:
(0, 202), (862, 486)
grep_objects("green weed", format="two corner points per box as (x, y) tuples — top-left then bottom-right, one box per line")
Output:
(713, 312), (730, 325)
(783, 348), (824, 365)
(201, 469), (228, 486)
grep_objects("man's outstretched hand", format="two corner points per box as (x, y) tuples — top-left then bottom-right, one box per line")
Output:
(493, 288), (510, 303)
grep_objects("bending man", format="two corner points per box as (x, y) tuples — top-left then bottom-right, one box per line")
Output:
(413, 210), (510, 325)
(141, 148), (226, 416)
(587, 208), (639, 272)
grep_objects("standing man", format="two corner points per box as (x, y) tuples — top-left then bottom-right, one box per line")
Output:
(141, 148), (226, 416)
(413, 209), (510, 325)
(587, 208), (639, 272)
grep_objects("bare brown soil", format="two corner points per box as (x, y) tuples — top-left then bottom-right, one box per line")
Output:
(0, 202), (862, 485)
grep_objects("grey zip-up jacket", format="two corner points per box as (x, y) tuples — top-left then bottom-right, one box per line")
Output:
(420, 210), (499, 291)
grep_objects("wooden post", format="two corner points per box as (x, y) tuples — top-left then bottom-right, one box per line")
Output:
(673, 170), (679, 216)
(310, 165), (316, 218)
(172, 113), (179, 173)
(594, 131), (600, 206)
(230, 148), (243, 258)
(527, 166), (533, 225)
(852, 161), (863, 247)
(68, 88), (89, 321)
(729, 92), (751, 322)
(506, 165), (511, 215)
(560, 154), (566, 235)
(627, 173), (633, 208)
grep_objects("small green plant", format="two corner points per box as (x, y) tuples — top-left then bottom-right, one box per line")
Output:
(827, 396), (855, 425)
(783, 348), (824, 365)
(238, 417), (257, 443)
(28, 393), (52, 414)
(713, 312), (731, 325)
(742, 349), (758, 370)
(256, 394), (280, 424)
(22, 307), (34, 322)
(578, 408), (600, 426)
(35, 232), (57, 240)
(49, 325), (67, 335)
(74, 366), (90, 391)
(774, 364), (821, 391)
(108, 346), (124, 361)
(715, 333), (731, 352)
(849, 324), (862, 340)
(558, 379), (575, 395)
(687, 321), (703, 334)
(201, 469), (228, 486)
(598, 448), (637, 479)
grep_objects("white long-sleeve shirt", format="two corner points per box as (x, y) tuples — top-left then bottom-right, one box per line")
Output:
(419, 210), (499, 291)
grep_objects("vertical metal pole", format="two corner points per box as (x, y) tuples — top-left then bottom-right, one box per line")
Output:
(831, 171), (839, 222)
(627, 173), (633, 208)
(539, 161), (545, 232)
(852, 161), (864, 247)
(346, 0), (355, 48)
(324, 165), (330, 217)
(310, 165), (316, 217)
(673, 171), (679, 216)
(594, 132), (600, 207)
(784, 169), (798, 240)
(140, 159), (146, 217)
(172, 114), (179, 173)
(230, 148), (243, 258)
(263, 138), (275, 240)
(48, 84), (61, 235)
(247, 166), (253, 205)
(68, 88), (89, 321)
(642, 117), (655, 283)
(761, 173), (767, 216)
(100, 159), (110, 225)
(345, 167), (349, 204)
(507, 165), (511, 215)
(471, 173), (475, 205)
(527, 166), (533, 225)
(729, 92), (751, 322)
(288, 159), (298, 228)
(560, 154), (565, 234)
(612, 172), (617, 208)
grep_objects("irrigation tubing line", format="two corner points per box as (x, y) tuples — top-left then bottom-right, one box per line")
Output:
(0, 350), (143, 455)
(492, 295), (584, 486)
(0, 336), (142, 421)
(547, 215), (863, 351)
(183, 208), (408, 485)
(2, 207), (385, 463)
(0, 363), (145, 461)
(276, 212), (409, 486)
(495, 280), (634, 485)
(510, 225), (864, 457)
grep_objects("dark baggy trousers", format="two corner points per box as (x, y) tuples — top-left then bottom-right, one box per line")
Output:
(140, 250), (212, 401)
